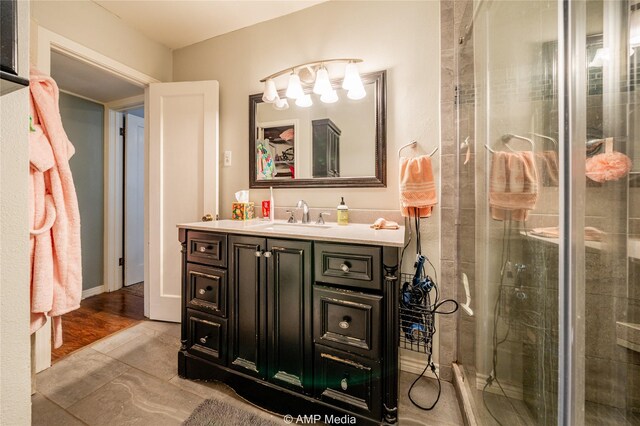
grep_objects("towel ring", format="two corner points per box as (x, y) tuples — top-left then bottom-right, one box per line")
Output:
(398, 140), (438, 158)
(529, 132), (557, 149)
(485, 133), (535, 153)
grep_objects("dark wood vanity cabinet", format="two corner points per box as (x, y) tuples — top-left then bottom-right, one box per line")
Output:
(178, 228), (399, 425)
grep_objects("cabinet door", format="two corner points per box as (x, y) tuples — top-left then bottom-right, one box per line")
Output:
(266, 239), (312, 393)
(229, 235), (267, 378)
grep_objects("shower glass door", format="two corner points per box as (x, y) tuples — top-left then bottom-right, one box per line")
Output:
(577, 0), (639, 424)
(455, 0), (640, 424)
(456, 0), (562, 424)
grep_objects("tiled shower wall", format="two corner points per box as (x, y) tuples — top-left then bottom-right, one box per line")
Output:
(438, 0), (456, 382)
(439, 0), (474, 383)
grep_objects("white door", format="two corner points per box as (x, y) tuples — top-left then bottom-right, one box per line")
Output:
(124, 113), (145, 286)
(148, 81), (219, 321)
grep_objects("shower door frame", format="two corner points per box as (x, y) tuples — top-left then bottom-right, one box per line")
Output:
(558, 0), (587, 425)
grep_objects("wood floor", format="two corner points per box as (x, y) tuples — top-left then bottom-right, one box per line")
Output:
(51, 283), (145, 362)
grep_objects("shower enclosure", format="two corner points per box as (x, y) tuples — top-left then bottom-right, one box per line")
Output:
(454, 0), (639, 424)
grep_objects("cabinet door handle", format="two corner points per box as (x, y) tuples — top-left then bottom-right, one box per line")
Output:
(255, 251), (263, 257)
(199, 335), (209, 344)
(341, 378), (348, 390)
(339, 316), (351, 329)
(340, 263), (350, 273)
(263, 251), (272, 258)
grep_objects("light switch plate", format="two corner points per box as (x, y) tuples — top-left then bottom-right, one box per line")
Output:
(224, 150), (232, 166)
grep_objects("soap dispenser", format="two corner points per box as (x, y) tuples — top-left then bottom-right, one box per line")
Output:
(337, 197), (349, 225)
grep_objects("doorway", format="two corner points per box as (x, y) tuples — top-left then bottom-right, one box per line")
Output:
(48, 49), (147, 362)
(123, 108), (145, 290)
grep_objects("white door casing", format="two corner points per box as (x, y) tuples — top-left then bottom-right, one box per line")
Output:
(124, 113), (145, 286)
(148, 81), (219, 321)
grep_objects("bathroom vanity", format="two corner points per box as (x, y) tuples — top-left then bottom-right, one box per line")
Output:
(177, 220), (403, 424)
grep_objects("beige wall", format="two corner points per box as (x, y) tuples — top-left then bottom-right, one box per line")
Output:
(173, 0), (440, 215)
(31, 0), (172, 82)
(0, 0), (32, 423)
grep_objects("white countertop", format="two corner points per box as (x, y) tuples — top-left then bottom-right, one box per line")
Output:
(177, 219), (406, 247)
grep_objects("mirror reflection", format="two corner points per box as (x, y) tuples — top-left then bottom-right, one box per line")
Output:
(256, 84), (375, 180)
(249, 71), (386, 188)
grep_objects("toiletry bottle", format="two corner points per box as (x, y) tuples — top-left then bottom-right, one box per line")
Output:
(337, 197), (349, 225)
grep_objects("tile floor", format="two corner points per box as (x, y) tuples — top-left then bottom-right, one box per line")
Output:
(33, 321), (463, 425)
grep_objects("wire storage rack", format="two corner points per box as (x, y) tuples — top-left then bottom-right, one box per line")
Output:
(399, 273), (435, 355)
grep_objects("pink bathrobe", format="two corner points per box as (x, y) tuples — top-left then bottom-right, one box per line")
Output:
(29, 68), (82, 348)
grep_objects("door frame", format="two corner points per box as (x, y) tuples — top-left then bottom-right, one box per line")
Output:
(33, 26), (159, 372)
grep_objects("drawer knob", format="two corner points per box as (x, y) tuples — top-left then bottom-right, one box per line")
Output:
(341, 378), (348, 390)
(199, 246), (206, 252)
(199, 335), (209, 344)
(340, 263), (350, 273)
(339, 316), (351, 329)
(198, 289), (206, 295)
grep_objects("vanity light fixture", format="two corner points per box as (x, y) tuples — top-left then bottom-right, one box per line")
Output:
(285, 72), (304, 100)
(262, 79), (278, 103)
(320, 89), (338, 104)
(260, 58), (364, 109)
(295, 94), (313, 107)
(313, 66), (332, 95)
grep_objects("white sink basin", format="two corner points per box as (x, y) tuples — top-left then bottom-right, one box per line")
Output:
(256, 222), (332, 231)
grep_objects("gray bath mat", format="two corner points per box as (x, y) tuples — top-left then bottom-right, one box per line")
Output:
(183, 398), (281, 426)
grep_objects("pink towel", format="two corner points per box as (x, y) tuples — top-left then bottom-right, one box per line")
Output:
(399, 155), (437, 218)
(489, 151), (538, 222)
(29, 67), (82, 348)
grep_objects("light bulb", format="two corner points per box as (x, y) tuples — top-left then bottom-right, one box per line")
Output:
(295, 94), (313, 107)
(285, 72), (304, 100)
(320, 89), (338, 104)
(313, 67), (332, 95)
(347, 86), (366, 100)
(262, 79), (278, 103)
(342, 62), (363, 91)
(273, 97), (289, 110)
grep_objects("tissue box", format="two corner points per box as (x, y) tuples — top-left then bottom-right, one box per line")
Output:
(232, 202), (255, 221)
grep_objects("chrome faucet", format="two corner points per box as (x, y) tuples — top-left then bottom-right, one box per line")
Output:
(296, 200), (310, 224)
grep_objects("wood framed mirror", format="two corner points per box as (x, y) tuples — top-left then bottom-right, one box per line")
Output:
(249, 70), (386, 188)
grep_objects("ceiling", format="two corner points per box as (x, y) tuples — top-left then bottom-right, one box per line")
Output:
(92, 0), (326, 50)
(51, 50), (144, 103)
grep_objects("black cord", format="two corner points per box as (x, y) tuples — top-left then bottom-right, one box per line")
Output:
(482, 216), (528, 425)
(403, 210), (459, 411)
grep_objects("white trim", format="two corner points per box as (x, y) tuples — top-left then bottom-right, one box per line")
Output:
(82, 285), (105, 300)
(399, 351), (439, 380)
(106, 94), (146, 111)
(58, 88), (103, 105)
(37, 27), (160, 88)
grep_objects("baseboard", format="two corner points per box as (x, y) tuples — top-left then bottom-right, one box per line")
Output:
(82, 285), (105, 299)
(399, 349), (439, 380)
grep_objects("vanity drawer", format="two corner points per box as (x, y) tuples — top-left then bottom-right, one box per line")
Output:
(313, 286), (381, 358)
(186, 309), (227, 366)
(314, 243), (381, 291)
(314, 345), (381, 420)
(187, 231), (227, 267)
(186, 264), (227, 317)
